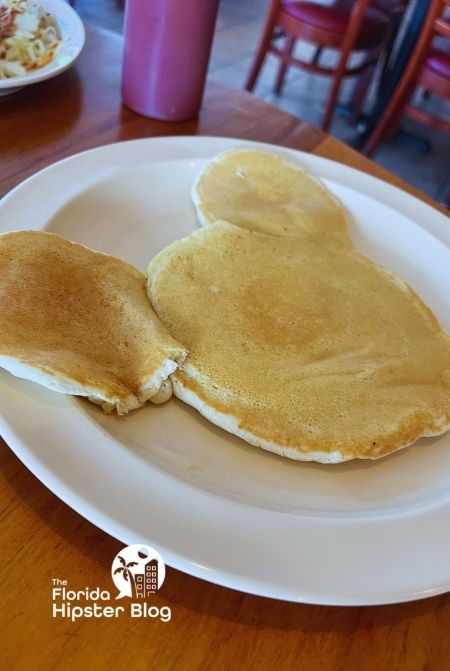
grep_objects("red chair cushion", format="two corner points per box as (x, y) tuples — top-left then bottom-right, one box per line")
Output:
(282, 1), (387, 48)
(425, 49), (450, 79)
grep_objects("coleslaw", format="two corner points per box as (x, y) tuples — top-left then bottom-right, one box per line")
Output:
(0, 0), (61, 78)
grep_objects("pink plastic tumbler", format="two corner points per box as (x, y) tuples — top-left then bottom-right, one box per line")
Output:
(121, 0), (220, 121)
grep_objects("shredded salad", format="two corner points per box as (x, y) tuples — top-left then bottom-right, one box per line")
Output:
(0, 0), (61, 78)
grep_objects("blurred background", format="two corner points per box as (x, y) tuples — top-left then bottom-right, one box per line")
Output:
(74, 0), (450, 203)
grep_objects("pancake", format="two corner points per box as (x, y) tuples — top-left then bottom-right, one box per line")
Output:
(0, 230), (187, 414)
(192, 149), (351, 248)
(147, 221), (450, 463)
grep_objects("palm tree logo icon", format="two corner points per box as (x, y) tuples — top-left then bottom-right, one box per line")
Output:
(111, 544), (166, 599)
(113, 555), (139, 599)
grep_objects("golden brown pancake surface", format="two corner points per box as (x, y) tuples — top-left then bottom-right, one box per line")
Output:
(0, 230), (187, 414)
(147, 221), (450, 462)
(192, 149), (351, 248)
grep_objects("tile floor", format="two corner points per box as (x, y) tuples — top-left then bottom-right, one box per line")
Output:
(74, 0), (450, 204)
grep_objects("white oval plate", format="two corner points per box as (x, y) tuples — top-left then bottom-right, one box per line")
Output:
(1, 136), (449, 605)
(0, 0), (85, 95)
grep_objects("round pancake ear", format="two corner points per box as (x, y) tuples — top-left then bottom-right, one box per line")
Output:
(192, 149), (351, 247)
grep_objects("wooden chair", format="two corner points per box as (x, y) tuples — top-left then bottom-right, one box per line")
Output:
(244, 0), (401, 131)
(363, 0), (450, 155)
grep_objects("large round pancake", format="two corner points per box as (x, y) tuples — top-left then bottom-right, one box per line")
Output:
(147, 221), (450, 463)
(0, 230), (187, 414)
(192, 149), (351, 248)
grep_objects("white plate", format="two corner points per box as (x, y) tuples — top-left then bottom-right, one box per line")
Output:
(0, 0), (85, 96)
(1, 136), (450, 605)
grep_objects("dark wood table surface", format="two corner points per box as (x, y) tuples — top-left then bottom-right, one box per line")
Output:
(1, 22), (449, 671)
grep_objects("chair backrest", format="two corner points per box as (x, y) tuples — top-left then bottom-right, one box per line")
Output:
(434, 1), (450, 39)
(408, 0), (450, 68)
(362, 0), (450, 154)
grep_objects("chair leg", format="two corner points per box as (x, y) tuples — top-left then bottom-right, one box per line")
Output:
(362, 95), (407, 155)
(244, 1), (280, 92)
(274, 36), (295, 95)
(363, 0), (441, 156)
(348, 65), (374, 126)
(311, 46), (322, 66)
(321, 0), (370, 132)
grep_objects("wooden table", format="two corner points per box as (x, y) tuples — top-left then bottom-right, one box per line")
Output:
(1, 23), (448, 671)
